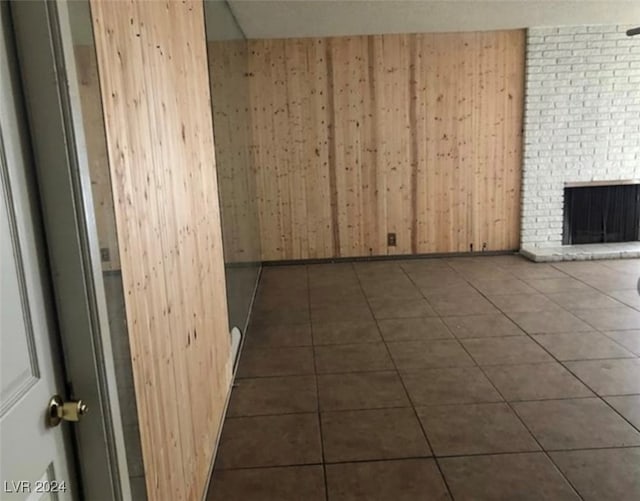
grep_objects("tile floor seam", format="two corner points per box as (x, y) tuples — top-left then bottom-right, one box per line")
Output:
(221, 256), (639, 500)
(213, 444), (640, 472)
(306, 266), (330, 501)
(550, 261), (632, 297)
(560, 361), (640, 436)
(357, 263), (458, 500)
(439, 306), (587, 500)
(449, 265), (640, 461)
(447, 264), (640, 430)
(228, 403), (419, 420)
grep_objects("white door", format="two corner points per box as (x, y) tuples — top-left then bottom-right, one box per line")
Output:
(0, 5), (76, 499)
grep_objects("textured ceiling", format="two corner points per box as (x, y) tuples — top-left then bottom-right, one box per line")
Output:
(226, 0), (640, 39)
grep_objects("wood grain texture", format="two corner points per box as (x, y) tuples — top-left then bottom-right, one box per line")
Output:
(208, 39), (262, 330)
(208, 40), (261, 264)
(248, 31), (525, 260)
(90, 1), (231, 499)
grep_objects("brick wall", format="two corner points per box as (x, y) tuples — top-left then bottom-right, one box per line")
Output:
(522, 25), (640, 248)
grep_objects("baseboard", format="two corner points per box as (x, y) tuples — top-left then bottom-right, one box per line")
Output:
(262, 249), (520, 267)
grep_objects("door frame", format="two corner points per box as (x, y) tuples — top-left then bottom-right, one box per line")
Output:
(9, 1), (131, 499)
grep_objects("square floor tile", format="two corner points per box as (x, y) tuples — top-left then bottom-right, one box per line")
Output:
(399, 258), (451, 273)
(321, 408), (431, 462)
(525, 277), (591, 294)
(417, 403), (539, 456)
(420, 282), (478, 298)
(440, 453), (579, 501)
(387, 340), (475, 370)
(603, 330), (640, 355)
(401, 367), (503, 406)
(488, 294), (562, 313)
(600, 259), (640, 273)
(483, 362), (593, 401)
(461, 337), (553, 366)
(244, 323), (312, 348)
(501, 264), (568, 280)
(411, 274), (470, 290)
(449, 265), (514, 282)
(237, 347), (315, 378)
(532, 331), (635, 361)
(310, 290), (366, 309)
(508, 310), (593, 334)
(470, 278), (537, 295)
(377, 317), (453, 342)
(428, 292), (498, 316)
(442, 314), (525, 339)
(550, 448), (640, 501)
(227, 376), (317, 417)
(254, 291), (308, 311)
(208, 465), (326, 501)
(251, 306), (310, 326)
(368, 296), (436, 319)
(312, 320), (382, 345)
(314, 343), (394, 373)
(546, 291), (623, 311)
(575, 273), (637, 292)
(605, 395), (640, 429)
(564, 358), (640, 395)
(311, 303), (373, 323)
(512, 398), (640, 450)
(408, 270), (467, 291)
(572, 307), (640, 331)
(608, 290), (640, 310)
(317, 371), (410, 411)
(326, 459), (450, 501)
(360, 281), (423, 300)
(216, 414), (322, 468)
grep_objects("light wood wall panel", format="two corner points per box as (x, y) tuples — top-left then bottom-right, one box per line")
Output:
(90, 1), (231, 500)
(208, 40), (262, 330)
(208, 40), (261, 265)
(248, 31), (525, 260)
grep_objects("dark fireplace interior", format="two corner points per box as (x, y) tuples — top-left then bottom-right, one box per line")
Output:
(563, 184), (640, 245)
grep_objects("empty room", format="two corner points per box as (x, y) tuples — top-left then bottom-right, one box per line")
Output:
(1, 0), (639, 500)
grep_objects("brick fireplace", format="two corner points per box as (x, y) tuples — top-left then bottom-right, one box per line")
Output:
(520, 24), (640, 253)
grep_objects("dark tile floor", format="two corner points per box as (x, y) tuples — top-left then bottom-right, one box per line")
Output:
(207, 255), (640, 500)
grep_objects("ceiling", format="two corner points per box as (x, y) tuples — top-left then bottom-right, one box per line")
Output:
(226, 0), (640, 39)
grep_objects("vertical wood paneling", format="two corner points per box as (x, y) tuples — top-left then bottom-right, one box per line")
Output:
(208, 40), (261, 264)
(90, 1), (231, 499)
(248, 30), (525, 260)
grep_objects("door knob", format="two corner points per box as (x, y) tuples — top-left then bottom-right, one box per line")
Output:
(47, 395), (88, 427)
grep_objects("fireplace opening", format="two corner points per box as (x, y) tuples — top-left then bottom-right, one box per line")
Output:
(563, 184), (640, 245)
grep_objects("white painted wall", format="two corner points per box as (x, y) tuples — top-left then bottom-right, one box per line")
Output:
(521, 25), (640, 249)
(228, 1), (640, 39)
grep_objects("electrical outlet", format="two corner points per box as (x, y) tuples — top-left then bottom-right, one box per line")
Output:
(100, 247), (110, 262)
(387, 233), (397, 246)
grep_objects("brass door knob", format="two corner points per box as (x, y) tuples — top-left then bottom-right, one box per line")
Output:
(47, 395), (89, 427)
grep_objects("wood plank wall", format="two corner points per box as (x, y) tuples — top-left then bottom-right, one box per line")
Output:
(90, 1), (231, 499)
(208, 40), (261, 264)
(248, 31), (526, 260)
(208, 40), (262, 330)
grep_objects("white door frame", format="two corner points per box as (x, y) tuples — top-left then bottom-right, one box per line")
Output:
(9, 1), (131, 499)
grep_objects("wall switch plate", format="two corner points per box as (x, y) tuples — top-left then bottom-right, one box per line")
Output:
(387, 233), (397, 246)
(100, 247), (110, 262)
